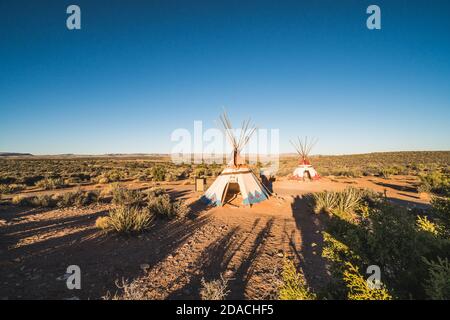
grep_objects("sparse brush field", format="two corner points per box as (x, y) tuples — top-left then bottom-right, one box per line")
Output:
(278, 151), (450, 178)
(0, 152), (449, 300)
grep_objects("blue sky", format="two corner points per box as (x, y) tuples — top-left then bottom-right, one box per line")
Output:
(1, 0), (449, 155)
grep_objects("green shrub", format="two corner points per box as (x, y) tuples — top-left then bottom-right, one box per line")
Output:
(30, 195), (57, 208)
(57, 190), (99, 208)
(418, 171), (450, 196)
(145, 187), (165, 198)
(423, 257), (450, 300)
(35, 178), (65, 190)
(151, 166), (166, 181)
(312, 188), (368, 218)
(0, 183), (26, 194)
(112, 186), (145, 207)
(416, 215), (441, 236)
(104, 205), (153, 234)
(379, 167), (398, 179)
(312, 191), (338, 214)
(322, 198), (450, 299)
(278, 259), (316, 300)
(148, 194), (188, 219)
(431, 196), (450, 233)
(11, 195), (29, 206)
(343, 262), (392, 300)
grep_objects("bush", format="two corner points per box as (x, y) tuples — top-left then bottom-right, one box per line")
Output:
(278, 259), (316, 300)
(199, 275), (230, 300)
(11, 190), (99, 208)
(431, 196), (450, 233)
(151, 166), (166, 181)
(35, 178), (65, 190)
(322, 198), (450, 299)
(379, 167), (398, 179)
(0, 183), (26, 194)
(112, 186), (145, 207)
(343, 262), (392, 300)
(416, 215), (441, 236)
(423, 257), (450, 300)
(312, 191), (338, 214)
(148, 194), (188, 219)
(104, 205), (153, 234)
(95, 216), (112, 231)
(312, 188), (368, 218)
(418, 171), (450, 196)
(57, 190), (99, 208)
(30, 195), (57, 208)
(145, 187), (165, 198)
(11, 195), (28, 206)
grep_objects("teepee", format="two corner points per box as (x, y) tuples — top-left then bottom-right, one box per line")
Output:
(290, 136), (320, 181)
(201, 113), (270, 206)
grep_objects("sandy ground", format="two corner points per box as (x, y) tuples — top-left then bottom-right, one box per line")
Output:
(0, 175), (429, 299)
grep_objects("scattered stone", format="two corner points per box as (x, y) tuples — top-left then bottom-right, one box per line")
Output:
(225, 270), (234, 277)
(140, 264), (150, 271)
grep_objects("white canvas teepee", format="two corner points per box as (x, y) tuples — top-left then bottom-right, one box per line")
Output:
(290, 136), (320, 181)
(201, 113), (270, 206)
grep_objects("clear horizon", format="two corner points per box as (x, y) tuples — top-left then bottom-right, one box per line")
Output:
(1, 0), (450, 155)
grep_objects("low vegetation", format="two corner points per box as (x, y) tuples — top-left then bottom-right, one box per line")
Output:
(11, 190), (100, 208)
(342, 262), (392, 300)
(278, 259), (316, 300)
(98, 205), (153, 234)
(148, 193), (188, 220)
(314, 189), (450, 300)
(278, 151), (449, 178)
(95, 186), (189, 234)
(199, 275), (230, 300)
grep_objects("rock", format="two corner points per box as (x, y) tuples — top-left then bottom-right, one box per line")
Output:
(140, 264), (150, 271)
(225, 270), (234, 277)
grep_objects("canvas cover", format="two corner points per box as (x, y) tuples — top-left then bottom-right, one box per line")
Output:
(201, 167), (270, 206)
(291, 164), (320, 180)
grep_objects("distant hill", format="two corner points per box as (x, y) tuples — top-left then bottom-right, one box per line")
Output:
(0, 152), (33, 157)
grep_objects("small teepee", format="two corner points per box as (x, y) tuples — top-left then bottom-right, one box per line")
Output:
(201, 113), (270, 206)
(290, 136), (320, 181)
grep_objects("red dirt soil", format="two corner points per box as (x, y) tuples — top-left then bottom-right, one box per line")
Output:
(0, 176), (429, 299)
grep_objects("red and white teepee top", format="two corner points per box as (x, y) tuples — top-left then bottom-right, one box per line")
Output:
(290, 136), (320, 180)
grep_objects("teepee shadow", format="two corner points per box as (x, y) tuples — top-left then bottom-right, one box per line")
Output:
(290, 195), (331, 292)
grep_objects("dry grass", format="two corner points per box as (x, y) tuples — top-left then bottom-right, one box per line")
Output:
(199, 275), (230, 300)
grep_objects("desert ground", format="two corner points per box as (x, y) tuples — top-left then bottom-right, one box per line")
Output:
(0, 172), (431, 300)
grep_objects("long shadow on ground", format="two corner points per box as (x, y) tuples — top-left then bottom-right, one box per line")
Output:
(166, 218), (274, 300)
(0, 205), (212, 299)
(290, 195), (331, 292)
